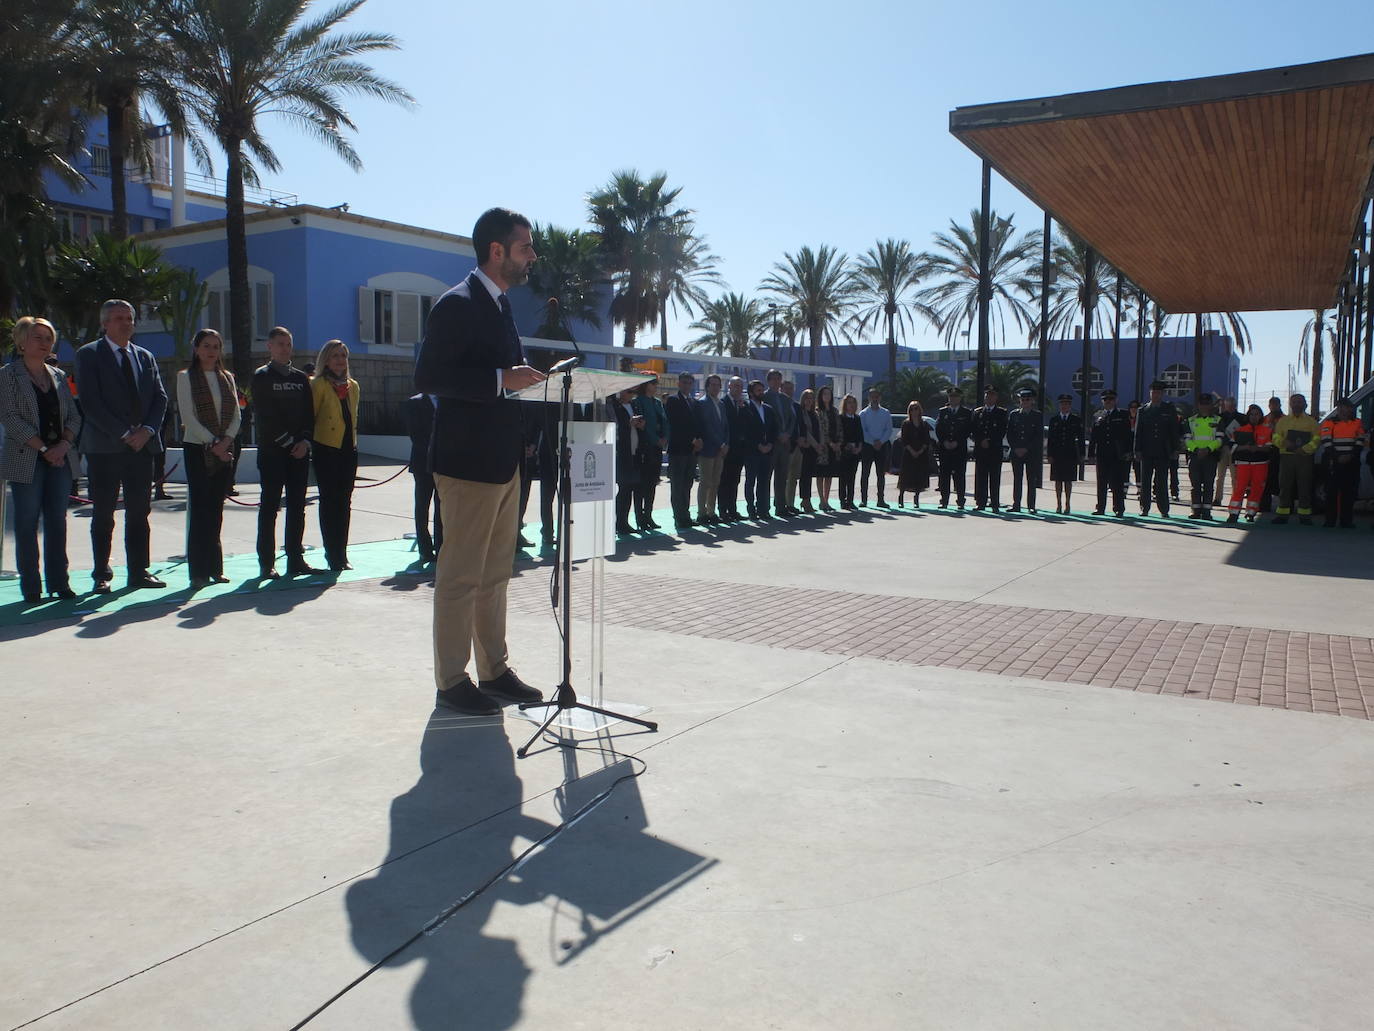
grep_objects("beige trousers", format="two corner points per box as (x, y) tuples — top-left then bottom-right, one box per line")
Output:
(697, 455), (724, 518)
(432, 470), (519, 688)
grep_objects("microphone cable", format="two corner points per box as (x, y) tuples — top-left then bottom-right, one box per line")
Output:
(288, 744), (647, 1029)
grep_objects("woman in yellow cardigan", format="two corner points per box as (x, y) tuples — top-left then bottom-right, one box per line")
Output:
(311, 340), (360, 570)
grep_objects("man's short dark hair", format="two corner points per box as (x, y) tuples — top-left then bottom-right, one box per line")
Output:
(766, 369), (782, 381)
(705, 374), (721, 388)
(472, 207), (532, 266)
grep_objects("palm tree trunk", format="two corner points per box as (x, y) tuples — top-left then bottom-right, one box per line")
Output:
(107, 95), (130, 239)
(659, 298), (668, 350)
(809, 321), (821, 387)
(224, 140), (254, 387)
(886, 307), (897, 392)
(1311, 317), (1324, 406)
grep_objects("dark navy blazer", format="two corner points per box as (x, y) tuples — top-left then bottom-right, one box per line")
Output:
(74, 337), (168, 455)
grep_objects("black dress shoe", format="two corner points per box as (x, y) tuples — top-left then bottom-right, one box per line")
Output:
(435, 680), (501, 716)
(518, 534), (534, 548)
(286, 561), (323, 576)
(190, 576), (210, 590)
(260, 567), (281, 580)
(876, 500), (890, 509)
(49, 587), (77, 600)
(211, 575), (232, 584)
(328, 561), (353, 571)
(478, 669), (543, 704)
(92, 579), (112, 594)
(21, 591), (41, 605)
(615, 522), (635, 535)
(129, 573), (167, 589)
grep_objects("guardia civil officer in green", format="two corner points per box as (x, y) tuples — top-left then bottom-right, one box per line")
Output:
(1089, 388), (1133, 516)
(1134, 379), (1181, 517)
(1183, 392), (1224, 520)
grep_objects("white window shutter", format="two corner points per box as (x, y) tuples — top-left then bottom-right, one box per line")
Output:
(397, 292), (421, 345)
(358, 287), (375, 344)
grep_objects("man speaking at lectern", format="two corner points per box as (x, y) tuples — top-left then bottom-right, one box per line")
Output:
(415, 207), (547, 715)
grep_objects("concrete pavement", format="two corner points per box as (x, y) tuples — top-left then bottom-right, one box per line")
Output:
(3, 457), (1373, 1029)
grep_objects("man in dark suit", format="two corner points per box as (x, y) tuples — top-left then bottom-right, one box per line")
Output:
(413, 208), (546, 715)
(664, 371), (702, 530)
(405, 392), (442, 563)
(763, 369), (797, 516)
(74, 298), (168, 593)
(717, 376), (748, 522)
(740, 379), (779, 519)
(519, 397), (558, 547)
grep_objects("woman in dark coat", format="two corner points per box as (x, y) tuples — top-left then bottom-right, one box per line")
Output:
(609, 388), (643, 535)
(1046, 393), (1083, 514)
(815, 384), (840, 512)
(897, 400), (933, 508)
(837, 393), (863, 510)
(795, 388), (821, 513)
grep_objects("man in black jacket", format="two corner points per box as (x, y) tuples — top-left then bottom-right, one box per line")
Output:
(664, 371), (702, 529)
(1089, 388), (1133, 516)
(252, 326), (320, 578)
(413, 207), (546, 715)
(1006, 388), (1043, 513)
(971, 386), (1008, 511)
(718, 376), (748, 521)
(935, 386), (973, 509)
(739, 379), (779, 519)
(1134, 379), (1181, 517)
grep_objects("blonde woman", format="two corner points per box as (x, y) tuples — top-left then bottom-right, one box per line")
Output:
(311, 340), (360, 570)
(0, 317), (81, 602)
(175, 329), (239, 587)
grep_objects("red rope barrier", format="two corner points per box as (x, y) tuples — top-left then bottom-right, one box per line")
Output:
(354, 463), (410, 488)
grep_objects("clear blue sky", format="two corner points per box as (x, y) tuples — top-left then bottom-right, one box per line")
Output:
(247, 0), (1370, 406)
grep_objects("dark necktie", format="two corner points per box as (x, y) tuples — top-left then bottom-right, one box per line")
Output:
(118, 346), (140, 414)
(497, 294), (523, 364)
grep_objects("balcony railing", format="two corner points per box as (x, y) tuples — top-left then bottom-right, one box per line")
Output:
(129, 166), (298, 208)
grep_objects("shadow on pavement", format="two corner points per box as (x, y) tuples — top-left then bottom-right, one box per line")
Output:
(1224, 521), (1374, 579)
(342, 718), (713, 1029)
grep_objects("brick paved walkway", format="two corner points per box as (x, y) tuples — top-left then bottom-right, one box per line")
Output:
(508, 570), (1374, 720)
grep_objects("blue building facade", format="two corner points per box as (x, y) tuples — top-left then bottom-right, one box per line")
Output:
(754, 332), (1240, 406)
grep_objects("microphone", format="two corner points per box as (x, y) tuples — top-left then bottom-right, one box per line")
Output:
(546, 297), (585, 374)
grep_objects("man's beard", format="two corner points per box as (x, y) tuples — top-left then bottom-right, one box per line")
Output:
(503, 258), (530, 286)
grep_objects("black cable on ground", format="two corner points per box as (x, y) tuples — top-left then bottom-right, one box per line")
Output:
(287, 746), (647, 1030)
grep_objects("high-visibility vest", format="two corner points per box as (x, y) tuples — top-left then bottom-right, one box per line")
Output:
(1184, 414), (1222, 453)
(1320, 417), (1366, 455)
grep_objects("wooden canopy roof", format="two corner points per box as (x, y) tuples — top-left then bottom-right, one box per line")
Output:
(950, 54), (1374, 313)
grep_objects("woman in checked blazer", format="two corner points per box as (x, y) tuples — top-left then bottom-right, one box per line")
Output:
(1, 317), (83, 602)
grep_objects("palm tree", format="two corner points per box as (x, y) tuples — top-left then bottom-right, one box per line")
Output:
(916, 209), (1041, 347)
(1036, 233), (1119, 343)
(587, 169), (691, 350)
(158, 265), (209, 360)
(526, 224), (604, 340)
(849, 239), (935, 392)
(1298, 309), (1331, 409)
(648, 224), (721, 349)
(687, 293), (767, 358)
(0, 0), (90, 316)
(1189, 311), (1252, 403)
(881, 365), (951, 414)
(760, 245), (859, 374)
(75, 0), (195, 238)
(160, 0), (414, 383)
(957, 360), (1039, 400)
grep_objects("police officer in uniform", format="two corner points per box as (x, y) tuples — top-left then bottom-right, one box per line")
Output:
(1183, 392), (1223, 520)
(1089, 388), (1133, 517)
(1006, 387), (1043, 513)
(935, 386), (973, 509)
(970, 386), (1008, 511)
(1134, 379), (1180, 518)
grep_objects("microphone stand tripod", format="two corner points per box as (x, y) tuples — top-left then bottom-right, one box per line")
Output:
(516, 357), (658, 758)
